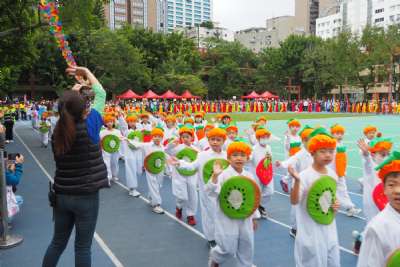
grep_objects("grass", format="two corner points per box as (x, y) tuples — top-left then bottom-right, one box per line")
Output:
(204, 112), (374, 122)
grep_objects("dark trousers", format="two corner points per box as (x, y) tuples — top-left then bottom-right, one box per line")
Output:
(4, 121), (14, 141)
(42, 193), (99, 267)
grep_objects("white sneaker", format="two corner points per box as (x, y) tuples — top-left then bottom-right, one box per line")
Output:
(128, 189), (141, 198)
(346, 207), (362, 217)
(152, 205), (164, 214)
(112, 177), (119, 181)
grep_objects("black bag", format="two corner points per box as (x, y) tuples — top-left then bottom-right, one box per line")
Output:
(48, 181), (56, 208)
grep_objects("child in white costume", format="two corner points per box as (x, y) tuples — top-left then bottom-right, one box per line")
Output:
(38, 114), (51, 148)
(173, 127), (228, 248)
(206, 141), (259, 267)
(166, 126), (199, 226)
(118, 113), (142, 197)
(329, 124), (361, 217)
(357, 137), (392, 222)
(358, 126), (378, 187)
(100, 115), (123, 185)
(357, 152), (400, 267)
(276, 125), (314, 236)
(249, 128), (273, 218)
(197, 124), (214, 151)
(126, 128), (166, 214)
(223, 123), (238, 150)
(290, 131), (341, 267)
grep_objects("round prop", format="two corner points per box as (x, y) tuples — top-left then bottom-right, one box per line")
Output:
(127, 131), (143, 150)
(176, 148), (198, 176)
(373, 182), (388, 211)
(203, 159), (229, 184)
(142, 130), (152, 143)
(144, 151), (166, 175)
(387, 249), (400, 267)
(101, 135), (121, 153)
(219, 176), (261, 219)
(256, 156), (273, 185)
(306, 176), (337, 225)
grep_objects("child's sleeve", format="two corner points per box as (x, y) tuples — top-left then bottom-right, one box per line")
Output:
(204, 174), (221, 198)
(356, 227), (383, 267)
(118, 116), (129, 137)
(91, 83), (106, 115)
(6, 164), (23, 186)
(178, 156), (200, 171)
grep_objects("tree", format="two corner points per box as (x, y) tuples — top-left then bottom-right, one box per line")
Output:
(255, 48), (286, 94)
(200, 21), (214, 29)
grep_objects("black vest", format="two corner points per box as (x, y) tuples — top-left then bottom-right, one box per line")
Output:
(53, 121), (108, 195)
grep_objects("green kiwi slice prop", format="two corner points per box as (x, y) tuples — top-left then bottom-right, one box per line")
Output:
(219, 176), (261, 219)
(203, 158), (229, 184)
(306, 175), (337, 225)
(101, 134), (121, 153)
(144, 151), (166, 175)
(127, 131), (143, 149)
(387, 249), (400, 267)
(176, 147), (198, 176)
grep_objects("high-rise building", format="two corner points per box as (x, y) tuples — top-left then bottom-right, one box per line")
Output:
(163, 0), (213, 33)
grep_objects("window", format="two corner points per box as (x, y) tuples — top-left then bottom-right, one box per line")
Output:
(375, 8), (384, 14)
(390, 15), (395, 22)
(375, 17), (384, 23)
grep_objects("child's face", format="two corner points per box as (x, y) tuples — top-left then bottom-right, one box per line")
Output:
(152, 135), (163, 145)
(258, 136), (270, 146)
(142, 117), (149, 123)
(313, 148), (335, 166)
(128, 122), (136, 129)
(106, 121), (114, 128)
(181, 133), (193, 145)
(384, 173), (400, 212)
(208, 136), (224, 151)
(290, 126), (300, 134)
(229, 152), (248, 171)
(366, 131), (376, 140)
(195, 117), (202, 123)
(332, 132), (344, 142)
(166, 122), (175, 128)
(372, 150), (390, 165)
(227, 130), (237, 141)
(222, 117), (230, 124)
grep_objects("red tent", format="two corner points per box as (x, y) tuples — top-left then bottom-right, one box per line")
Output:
(117, 89), (142, 99)
(180, 90), (200, 99)
(241, 91), (261, 99)
(261, 91), (279, 99)
(160, 90), (182, 99)
(141, 90), (161, 99)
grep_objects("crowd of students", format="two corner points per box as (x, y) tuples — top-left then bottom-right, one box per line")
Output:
(27, 92), (399, 267)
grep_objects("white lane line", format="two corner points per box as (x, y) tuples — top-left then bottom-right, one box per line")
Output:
(273, 172), (363, 198)
(14, 129), (124, 267)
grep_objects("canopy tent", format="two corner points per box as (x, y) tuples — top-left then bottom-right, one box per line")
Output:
(160, 90), (182, 99)
(141, 90), (161, 99)
(261, 91), (279, 99)
(180, 90), (200, 99)
(116, 89), (142, 99)
(241, 91), (261, 99)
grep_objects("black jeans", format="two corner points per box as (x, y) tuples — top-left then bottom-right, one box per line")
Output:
(42, 192), (99, 267)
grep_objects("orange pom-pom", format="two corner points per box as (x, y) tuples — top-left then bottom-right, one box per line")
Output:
(255, 128), (271, 139)
(307, 135), (337, 153)
(378, 160), (400, 181)
(227, 141), (252, 158)
(151, 128), (164, 137)
(330, 124), (345, 134)
(206, 128), (227, 140)
(363, 126), (377, 135)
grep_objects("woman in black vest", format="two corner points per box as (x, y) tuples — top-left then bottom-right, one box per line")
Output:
(42, 66), (108, 267)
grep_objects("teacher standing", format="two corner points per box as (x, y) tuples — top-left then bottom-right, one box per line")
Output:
(42, 66), (108, 267)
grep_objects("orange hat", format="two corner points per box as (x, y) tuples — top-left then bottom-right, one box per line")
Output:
(255, 128), (271, 139)
(227, 141), (252, 158)
(251, 123), (261, 131)
(226, 124), (238, 133)
(256, 116), (267, 123)
(364, 126), (377, 135)
(175, 113), (183, 118)
(287, 119), (301, 127)
(194, 112), (204, 118)
(221, 113), (231, 120)
(307, 134), (337, 153)
(299, 126), (314, 141)
(103, 115), (115, 123)
(204, 124), (215, 132)
(206, 128), (227, 140)
(184, 112), (191, 117)
(179, 126), (195, 137)
(140, 113), (150, 119)
(330, 124), (345, 134)
(151, 128), (164, 137)
(369, 138), (393, 153)
(126, 115), (138, 123)
(376, 151), (400, 181)
(184, 117), (194, 125)
(165, 115), (176, 123)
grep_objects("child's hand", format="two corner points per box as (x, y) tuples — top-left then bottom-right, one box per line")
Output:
(252, 219), (258, 231)
(288, 166), (300, 181)
(167, 156), (179, 167)
(331, 199), (340, 213)
(15, 155), (24, 164)
(211, 160), (223, 183)
(357, 139), (369, 156)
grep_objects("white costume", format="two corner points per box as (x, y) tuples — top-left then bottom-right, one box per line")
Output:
(280, 147), (313, 230)
(39, 120), (51, 147)
(128, 140), (165, 206)
(361, 153), (380, 222)
(179, 149), (226, 241)
(250, 143), (273, 208)
(205, 166), (259, 267)
(166, 143), (199, 216)
(295, 166), (340, 267)
(282, 133), (302, 184)
(100, 128), (122, 182)
(357, 204), (400, 267)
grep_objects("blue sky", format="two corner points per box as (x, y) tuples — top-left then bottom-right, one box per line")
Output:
(213, 0), (294, 31)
